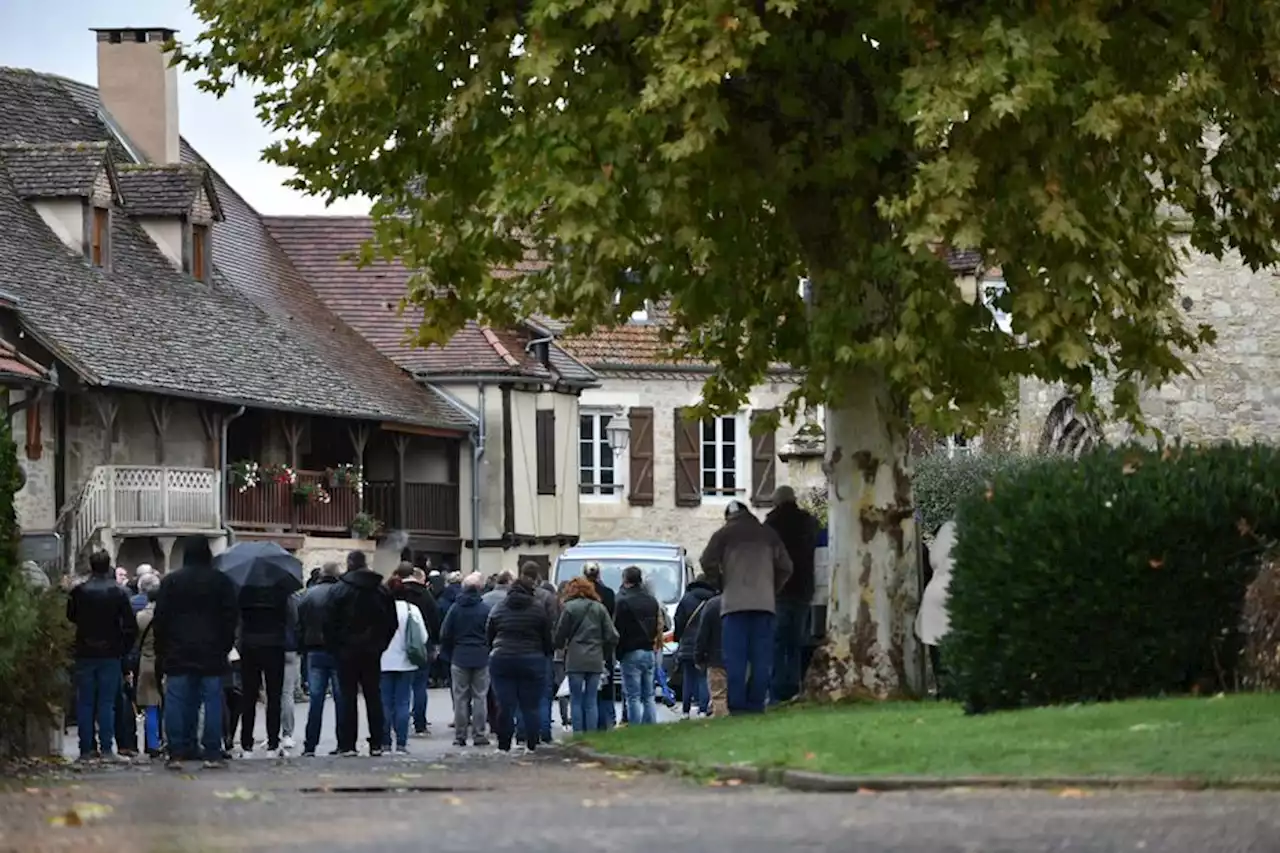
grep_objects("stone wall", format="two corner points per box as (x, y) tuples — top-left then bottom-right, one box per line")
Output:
(579, 373), (816, 557)
(1020, 242), (1280, 449)
(12, 392), (56, 533)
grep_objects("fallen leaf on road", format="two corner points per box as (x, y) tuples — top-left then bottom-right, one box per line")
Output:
(428, 764), (448, 770)
(48, 802), (113, 827)
(24, 787), (40, 794)
(726, 779), (743, 787)
(214, 788), (273, 802)
(443, 795), (464, 806)
(706, 779), (724, 787)
(577, 762), (602, 769)
(607, 770), (638, 780)
(399, 773), (422, 778)
(857, 787), (878, 795)
(582, 798), (596, 807)
(1058, 788), (1091, 799)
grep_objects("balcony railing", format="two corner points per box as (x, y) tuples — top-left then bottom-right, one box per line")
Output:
(364, 481), (460, 537)
(227, 469), (360, 534)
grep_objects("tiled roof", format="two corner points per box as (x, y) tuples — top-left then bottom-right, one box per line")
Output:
(0, 140), (110, 199)
(116, 163), (220, 219)
(0, 335), (51, 385)
(0, 67), (472, 432)
(263, 216), (597, 385)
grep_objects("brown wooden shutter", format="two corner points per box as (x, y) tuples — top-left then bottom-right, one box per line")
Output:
(536, 409), (556, 495)
(750, 409), (777, 507)
(673, 407), (701, 507)
(627, 406), (654, 506)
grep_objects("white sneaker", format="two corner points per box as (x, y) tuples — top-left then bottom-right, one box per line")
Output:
(681, 712), (691, 721)
(280, 736), (295, 750)
(273, 746), (287, 758)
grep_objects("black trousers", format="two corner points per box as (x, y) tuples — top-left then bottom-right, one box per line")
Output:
(336, 651), (384, 753)
(240, 646), (285, 750)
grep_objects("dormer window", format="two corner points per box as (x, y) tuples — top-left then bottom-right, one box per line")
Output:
(191, 223), (210, 281)
(90, 206), (110, 267)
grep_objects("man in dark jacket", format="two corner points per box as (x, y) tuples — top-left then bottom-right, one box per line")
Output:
(673, 575), (717, 718)
(324, 550), (398, 756)
(613, 566), (661, 726)
(764, 485), (821, 703)
(237, 577), (291, 757)
(700, 500), (793, 714)
(693, 594), (727, 717)
(439, 572), (492, 746)
(391, 564), (441, 736)
(153, 537), (238, 769)
(297, 561), (342, 757)
(67, 550), (138, 762)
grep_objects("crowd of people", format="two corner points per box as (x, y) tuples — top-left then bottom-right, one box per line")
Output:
(62, 485), (820, 769)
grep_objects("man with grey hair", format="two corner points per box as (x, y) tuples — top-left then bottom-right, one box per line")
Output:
(764, 485), (820, 704)
(297, 561), (343, 757)
(439, 571), (492, 746)
(482, 571), (513, 608)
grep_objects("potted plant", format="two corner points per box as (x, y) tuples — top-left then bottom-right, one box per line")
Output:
(230, 460), (261, 493)
(292, 481), (331, 507)
(327, 463), (360, 488)
(350, 511), (383, 540)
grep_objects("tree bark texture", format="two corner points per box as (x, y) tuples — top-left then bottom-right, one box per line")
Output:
(805, 369), (922, 699)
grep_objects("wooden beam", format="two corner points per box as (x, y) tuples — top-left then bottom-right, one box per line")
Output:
(393, 433), (410, 530)
(148, 397), (172, 465)
(380, 421), (468, 439)
(198, 404), (220, 469)
(348, 422), (371, 459)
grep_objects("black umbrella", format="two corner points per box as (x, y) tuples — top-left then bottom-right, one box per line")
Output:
(214, 541), (304, 592)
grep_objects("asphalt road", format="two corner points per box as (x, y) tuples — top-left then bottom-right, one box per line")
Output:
(13, 689), (1276, 852)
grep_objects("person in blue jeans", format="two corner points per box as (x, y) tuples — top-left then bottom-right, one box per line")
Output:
(66, 550), (137, 762)
(152, 537), (239, 769)
(389, 565), (441, 736)
(613, 566), (661, 726)
(553, 576), (619, 734)
(700, 500), (794, 714)
(297, 561), (343, 756)
(673, 575), (717, 718)
(379, 594), (428, 753)
(764, 486), (820, 704)
(486, 575), (552, 751)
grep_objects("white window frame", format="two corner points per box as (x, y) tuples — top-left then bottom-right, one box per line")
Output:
(578, 408), (625, 502)
(699, 413), (749, 504)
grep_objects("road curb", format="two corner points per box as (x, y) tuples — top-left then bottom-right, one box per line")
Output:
(563, 746), (1280, 792)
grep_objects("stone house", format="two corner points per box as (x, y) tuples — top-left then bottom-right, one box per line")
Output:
(1016, 237), (1280, 453)
(265, 216), (598, 577)
(552, 304), (817, 558)
(0, 27), (584, 576)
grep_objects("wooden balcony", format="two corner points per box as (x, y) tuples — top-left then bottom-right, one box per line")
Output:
(364, 481), (460, 537)
(227, 469), (360, 534)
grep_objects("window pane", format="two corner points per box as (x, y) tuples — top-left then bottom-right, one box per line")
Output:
(723, 470), (736, 491)
(600, 414), (612, 433)
(580, 415), (594, 441)
(703, 470), (715, 490)
(580, 442), (593, 471)
(600, 467), (614, 487)
(721, 440), (735, 471)
(702, 419), (715, 442)
(719, 416), (735, 441)
(600, 449), (613, 472)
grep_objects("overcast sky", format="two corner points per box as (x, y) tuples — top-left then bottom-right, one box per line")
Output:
(0, 0), (370, 216)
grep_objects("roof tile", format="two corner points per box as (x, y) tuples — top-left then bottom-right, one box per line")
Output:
(0, 140), (108, 199)
(115, 163), (212, 218)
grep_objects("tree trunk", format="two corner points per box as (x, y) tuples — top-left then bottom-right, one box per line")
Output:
(805, 369), (922, 700)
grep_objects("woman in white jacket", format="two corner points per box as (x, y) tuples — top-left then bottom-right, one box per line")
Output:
(915, 520), (957, 694)
(380, 579), (429, 754)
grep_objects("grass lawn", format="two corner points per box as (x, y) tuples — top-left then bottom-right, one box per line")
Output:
(577, 693), (1280, 780)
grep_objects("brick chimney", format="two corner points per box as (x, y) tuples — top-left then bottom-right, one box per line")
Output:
(91, 28), (180, 164)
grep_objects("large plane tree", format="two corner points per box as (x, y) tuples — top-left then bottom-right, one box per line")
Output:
(184, 1), (1280, 698)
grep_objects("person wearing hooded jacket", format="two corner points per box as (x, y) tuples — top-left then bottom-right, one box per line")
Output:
(673, 574), (718, 718)
(390, 564), (441, 736)
(440, 572), (493, 746)
(324, 551), (399, 756)
(486, 574), (553, 752)
(764, 485), (821, 704)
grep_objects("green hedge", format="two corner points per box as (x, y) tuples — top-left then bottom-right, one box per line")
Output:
(913, 452), (1030, 535)
(944, 443), (1280, 713)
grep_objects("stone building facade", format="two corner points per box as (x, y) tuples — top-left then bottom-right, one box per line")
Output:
(1019, 240), (1280, 450)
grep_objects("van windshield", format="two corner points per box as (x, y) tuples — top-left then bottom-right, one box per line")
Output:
(555, 558), (683, 605)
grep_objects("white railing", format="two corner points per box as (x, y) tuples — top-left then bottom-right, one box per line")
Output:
(62, 466), (222, 565)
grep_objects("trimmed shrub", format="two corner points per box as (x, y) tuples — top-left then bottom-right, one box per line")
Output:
(913, 452), (1031, 536)
(944, 443), (1280, 713)
(1240, 552), (1280, 691)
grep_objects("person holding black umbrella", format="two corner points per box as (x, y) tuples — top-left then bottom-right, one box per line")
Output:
(324, 550), (399, 756)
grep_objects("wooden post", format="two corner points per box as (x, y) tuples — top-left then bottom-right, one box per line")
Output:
(148, 397), (172, 466)
(348, 423), (370, 511)
(92, 393), (119, 466)
(198, 405), (220, 470)
(281, 416), (306, 532)
(393, 433), (409, 530)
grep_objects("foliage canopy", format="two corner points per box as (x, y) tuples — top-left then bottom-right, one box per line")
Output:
(184, 1), (1280, 429)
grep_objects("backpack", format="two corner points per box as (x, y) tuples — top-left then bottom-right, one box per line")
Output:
(401, 601), (431, 668)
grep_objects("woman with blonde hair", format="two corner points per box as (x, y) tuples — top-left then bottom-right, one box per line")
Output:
(553, 577), (619, 734)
